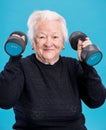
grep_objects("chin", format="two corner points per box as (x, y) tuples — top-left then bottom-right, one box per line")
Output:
(44, 55), (54, 60)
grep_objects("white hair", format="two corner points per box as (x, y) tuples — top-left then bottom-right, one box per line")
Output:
(27, 10), (68, 43)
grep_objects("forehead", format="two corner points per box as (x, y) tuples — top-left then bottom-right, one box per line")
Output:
(36, 20), (62, 33)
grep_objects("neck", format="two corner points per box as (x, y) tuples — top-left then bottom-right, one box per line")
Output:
(35, 54), (59, 65)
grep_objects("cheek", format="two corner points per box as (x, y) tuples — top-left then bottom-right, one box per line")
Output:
(35, 44), (44, 55)
(57, 41), (64, 50)
(33, 41), (41, 50)
(54, 45), (64, 54)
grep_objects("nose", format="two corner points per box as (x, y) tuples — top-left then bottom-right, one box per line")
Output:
(45, 36), (53, 47)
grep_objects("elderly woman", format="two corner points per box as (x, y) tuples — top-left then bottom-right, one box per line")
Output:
(0, 10), (105, 130)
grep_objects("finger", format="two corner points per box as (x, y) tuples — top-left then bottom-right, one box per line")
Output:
(77, 39), (83, 50)
(82, 38), (92, 48)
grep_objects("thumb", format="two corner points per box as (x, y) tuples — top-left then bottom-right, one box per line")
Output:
(77, 39), (83, 61)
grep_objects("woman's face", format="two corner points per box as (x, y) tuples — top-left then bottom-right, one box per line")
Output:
(33, 20), (64, 65)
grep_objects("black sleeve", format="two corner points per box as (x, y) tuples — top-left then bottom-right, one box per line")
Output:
(0, 56), (24, 109)
(78, 62), (106, 108)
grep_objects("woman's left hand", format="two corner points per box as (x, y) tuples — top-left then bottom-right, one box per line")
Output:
(77, 37), (92, 61)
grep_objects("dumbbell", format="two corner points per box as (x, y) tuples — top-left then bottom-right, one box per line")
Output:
(69, 31), (103, 66)
(4, 31), (28, 56)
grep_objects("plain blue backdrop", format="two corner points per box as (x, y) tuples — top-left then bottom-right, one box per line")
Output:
(0, 0), (106, 130)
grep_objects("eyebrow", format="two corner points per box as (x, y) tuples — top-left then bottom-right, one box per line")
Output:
(37, 32), (61, 35)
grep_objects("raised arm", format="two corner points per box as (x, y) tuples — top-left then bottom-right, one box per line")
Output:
(0, 56), (24, 109)
(78, 62), (105, 108)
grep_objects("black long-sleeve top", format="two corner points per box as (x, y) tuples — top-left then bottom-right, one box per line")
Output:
(0, 54), (105, 130)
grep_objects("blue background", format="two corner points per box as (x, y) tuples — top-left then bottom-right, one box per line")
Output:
(0, 0), (106, 129)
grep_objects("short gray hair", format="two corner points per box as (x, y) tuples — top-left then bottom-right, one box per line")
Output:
(27, 10), (68, 43)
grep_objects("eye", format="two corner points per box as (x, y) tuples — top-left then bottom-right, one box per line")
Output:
(39, 36), (46, 39)
(53, 36), (59, 39)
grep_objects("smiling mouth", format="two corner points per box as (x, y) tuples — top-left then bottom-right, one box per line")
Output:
(44, 48), (54, 51)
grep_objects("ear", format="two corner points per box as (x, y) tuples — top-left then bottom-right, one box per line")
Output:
(62, 46), (65, 50)
(62, 43), (65, 50)
(32, 42), (36, 50)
